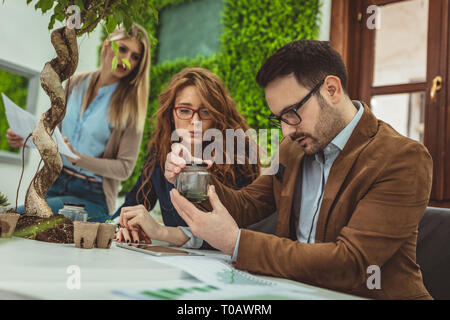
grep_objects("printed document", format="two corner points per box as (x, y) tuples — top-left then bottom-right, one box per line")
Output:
(2, 93), (79, 159)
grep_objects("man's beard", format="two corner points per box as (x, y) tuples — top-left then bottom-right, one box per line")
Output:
(291, 96), (346, 155)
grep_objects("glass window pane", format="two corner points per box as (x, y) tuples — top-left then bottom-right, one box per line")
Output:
(373, 0), (428, 87)
(157, 0), (224, 64)
(0, 68), (29, 154)
(370, 92), (425, 143)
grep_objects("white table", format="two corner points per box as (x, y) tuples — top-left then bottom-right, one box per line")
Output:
(0, 237), (363, 300)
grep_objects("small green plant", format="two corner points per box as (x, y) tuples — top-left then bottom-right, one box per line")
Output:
(0, 192), (10, 210)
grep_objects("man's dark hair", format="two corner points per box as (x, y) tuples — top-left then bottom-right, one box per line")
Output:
(256, 40), (348, 93)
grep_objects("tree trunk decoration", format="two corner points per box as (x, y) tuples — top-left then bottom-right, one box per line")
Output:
(25, 27), (78, 218)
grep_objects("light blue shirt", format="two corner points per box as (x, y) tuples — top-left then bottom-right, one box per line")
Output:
(61, 74), (118, 181)
(232, 100), (364, 261)
(297, 101), (364, 243)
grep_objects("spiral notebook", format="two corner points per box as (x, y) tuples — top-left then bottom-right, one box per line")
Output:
(145, 255), (317, 293)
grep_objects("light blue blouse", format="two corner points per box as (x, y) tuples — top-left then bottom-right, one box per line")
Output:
(61, 74), (118, 181)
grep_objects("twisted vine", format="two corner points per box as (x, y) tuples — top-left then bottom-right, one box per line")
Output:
(24, 27), (78, 217)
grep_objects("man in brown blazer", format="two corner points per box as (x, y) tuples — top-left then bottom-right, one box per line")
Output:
(167, 40), (433, 300)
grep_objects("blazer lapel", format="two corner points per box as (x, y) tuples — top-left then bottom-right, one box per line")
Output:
(276, 139), (305, 237)
(315, 104), (379, 242)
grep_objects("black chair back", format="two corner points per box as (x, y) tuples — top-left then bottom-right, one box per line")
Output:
(417, 206), (450, 300)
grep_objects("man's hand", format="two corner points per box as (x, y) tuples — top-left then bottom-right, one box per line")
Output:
(164, 143), (212, 184)
(169, 185), (239, 256)
(6, 129), (24, 148)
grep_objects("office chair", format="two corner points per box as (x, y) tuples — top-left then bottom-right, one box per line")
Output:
(416, 206), (450, 300)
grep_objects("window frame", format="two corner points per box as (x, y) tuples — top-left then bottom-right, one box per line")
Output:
(329, 0), (450, 208)
(0, 57), (40, 165)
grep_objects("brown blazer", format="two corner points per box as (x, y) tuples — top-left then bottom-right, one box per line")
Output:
(212, 104), (433, 300)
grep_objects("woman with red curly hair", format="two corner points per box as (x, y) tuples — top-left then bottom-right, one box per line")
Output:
(114, 67), (259, 247)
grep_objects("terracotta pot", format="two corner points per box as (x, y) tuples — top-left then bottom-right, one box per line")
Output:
(0, 213), (20, 238)
(96, 223), (116, 249)
(73, 221), (99, 249)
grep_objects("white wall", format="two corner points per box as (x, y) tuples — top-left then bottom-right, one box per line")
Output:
(319, 0), (332, 41)
(0, 1), (102, 206)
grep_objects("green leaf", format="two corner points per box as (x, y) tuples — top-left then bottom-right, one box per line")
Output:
(74, 0), (84, 11)
(111, 56), (118, 71)
(55, 9), (66, 22)
(48, 14), (56, 30)
(123, 15), (132, 31)
(111, 40), (119, 55)
(121, 58), (131, 70)
(105, 16), (117, 34)
(0, 192), (9, 207)
(114, 10), (124, 25)
(35, 0), (54, 13)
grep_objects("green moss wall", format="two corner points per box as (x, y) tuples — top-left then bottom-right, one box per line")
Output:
(121, 0), (322, 194)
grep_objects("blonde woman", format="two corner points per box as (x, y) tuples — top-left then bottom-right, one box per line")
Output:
(7, 24), (151, 222)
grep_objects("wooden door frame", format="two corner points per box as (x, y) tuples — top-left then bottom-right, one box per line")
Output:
(329, 0), (450, 207)
(426, 0), (449, 206)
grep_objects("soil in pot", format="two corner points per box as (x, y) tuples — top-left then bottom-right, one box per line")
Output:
(14, 212), (74, 244)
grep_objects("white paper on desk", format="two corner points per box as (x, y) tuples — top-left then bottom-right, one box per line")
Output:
(2, 93), (79, 159)
(113, 281), (325, 300)
(112, 255), (325, 300)
(145, 255), (318, 294)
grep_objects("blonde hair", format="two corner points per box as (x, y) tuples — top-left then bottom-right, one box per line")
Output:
(75, 23), (150, 133)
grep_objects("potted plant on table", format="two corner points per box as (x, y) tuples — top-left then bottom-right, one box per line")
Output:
(0, 192), (20, 238)
(96, 222), (117, 249)
(2, 0), (156, 244)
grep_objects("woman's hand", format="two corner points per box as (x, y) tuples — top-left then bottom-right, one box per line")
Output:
(6, 129), (24, 148)
(63, 135), (80, 164)
(117, 205), (164, 243)
(164, 143), (212, 184)
(115, 226), (152, 244)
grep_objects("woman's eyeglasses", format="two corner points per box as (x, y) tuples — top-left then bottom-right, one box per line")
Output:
(268, 79), (325, 128)
(174, 106), (213, 120)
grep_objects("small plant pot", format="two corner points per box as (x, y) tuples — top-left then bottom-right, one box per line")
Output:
(73, 221), (99, 249)
(0, 213), (20, 238)
(96, 223), (116, 249)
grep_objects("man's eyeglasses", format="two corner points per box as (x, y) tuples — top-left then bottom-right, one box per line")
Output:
(174, 106), (213, 120)
(268, 79), (325, 128)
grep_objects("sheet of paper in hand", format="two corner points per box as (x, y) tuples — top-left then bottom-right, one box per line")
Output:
(2, 93), (79, 159)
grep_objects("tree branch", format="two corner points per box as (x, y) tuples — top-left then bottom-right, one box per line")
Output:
(87, 0), (106, 12)
(76, 0), (116, 36)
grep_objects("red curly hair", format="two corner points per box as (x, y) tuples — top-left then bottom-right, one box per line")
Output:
(137, 67), (260, 209)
